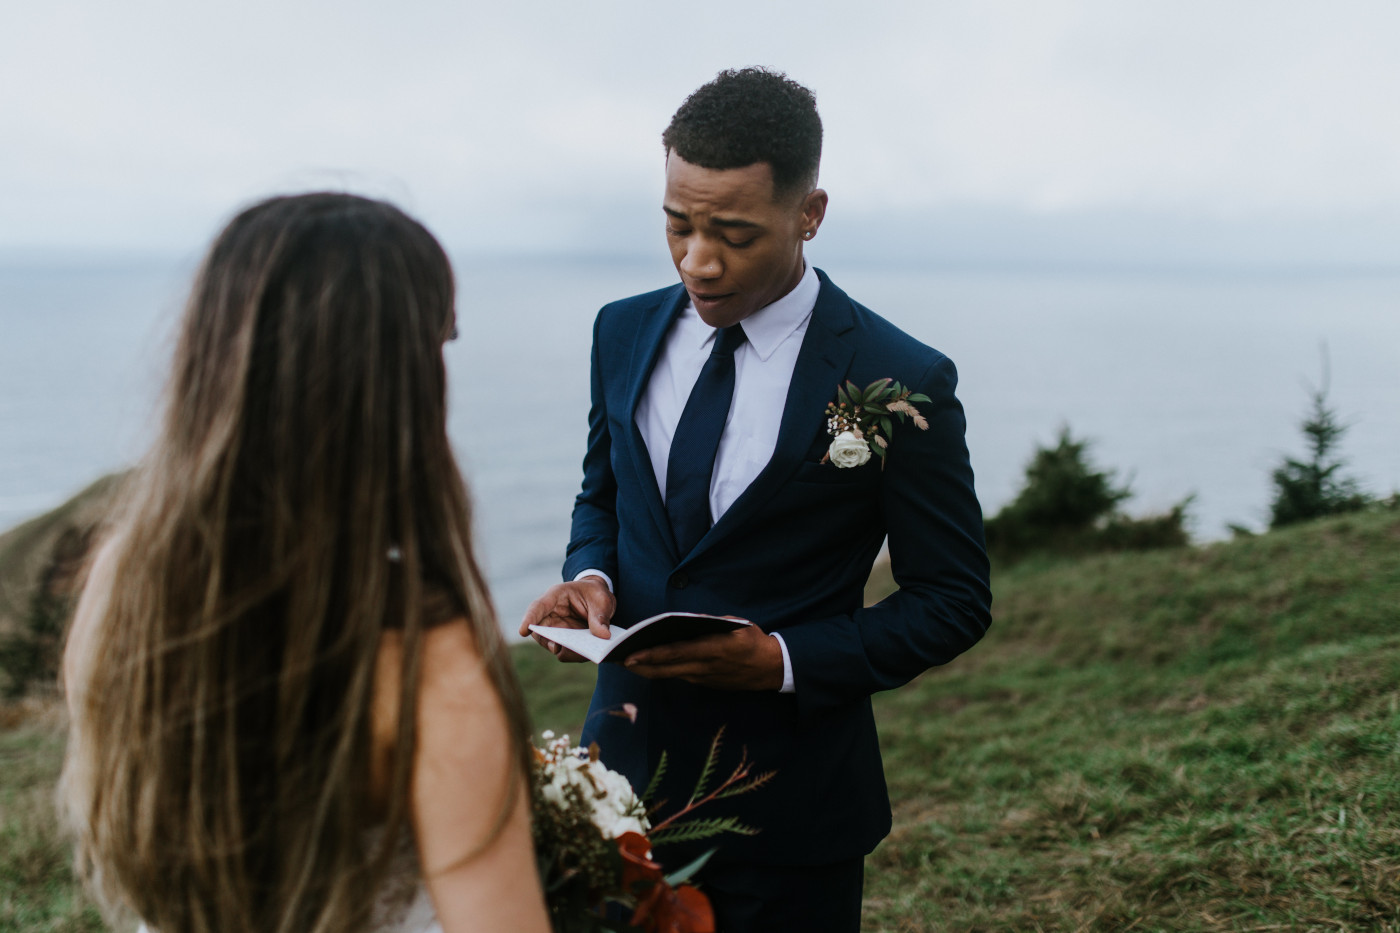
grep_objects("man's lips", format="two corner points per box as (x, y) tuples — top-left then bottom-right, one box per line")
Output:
(689, 290), (734, 308)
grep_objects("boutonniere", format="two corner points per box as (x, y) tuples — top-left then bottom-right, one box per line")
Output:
(822, 379), (931, 469)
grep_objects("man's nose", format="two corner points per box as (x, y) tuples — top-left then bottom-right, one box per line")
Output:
(679, 238), (722, 281)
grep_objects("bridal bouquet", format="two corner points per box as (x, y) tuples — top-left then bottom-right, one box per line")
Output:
(531, 727), (772, 933)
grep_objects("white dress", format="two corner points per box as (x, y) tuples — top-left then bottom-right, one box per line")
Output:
(136, 831), (441, 933)
(367, 828), (442, 933)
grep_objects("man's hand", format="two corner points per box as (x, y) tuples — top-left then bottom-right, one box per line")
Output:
(519, 577), (616, 662)
(623, 625), (784, 691)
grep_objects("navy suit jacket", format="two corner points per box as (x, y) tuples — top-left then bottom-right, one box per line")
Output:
(566, 269), (992, 865)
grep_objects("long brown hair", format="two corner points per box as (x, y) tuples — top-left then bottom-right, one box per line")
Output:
(59, 193), (531, 933)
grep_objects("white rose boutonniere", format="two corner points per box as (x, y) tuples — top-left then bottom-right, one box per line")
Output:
(822, 378), (931, 469)
(828, 431), (872, 468)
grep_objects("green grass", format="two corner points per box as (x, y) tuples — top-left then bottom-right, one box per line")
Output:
(864, 509), (1400, 932)
(512, 644), (597, 740)
(5, 510), (1398, 931)
(0, 713), (104, 932)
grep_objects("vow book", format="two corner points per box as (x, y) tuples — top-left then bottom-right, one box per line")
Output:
(527, 612), (751, 664)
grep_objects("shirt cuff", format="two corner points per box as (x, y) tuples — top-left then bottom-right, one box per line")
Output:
(771, 632), (796, 694)
(573, 569), (614, 593)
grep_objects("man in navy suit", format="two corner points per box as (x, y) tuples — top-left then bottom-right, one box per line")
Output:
(522, 68), (992, 931)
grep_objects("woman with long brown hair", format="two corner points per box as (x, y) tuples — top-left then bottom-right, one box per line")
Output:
(59, 193), (551, 933)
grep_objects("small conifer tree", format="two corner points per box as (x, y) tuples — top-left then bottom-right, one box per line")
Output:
(1269, 377), (1370, 528)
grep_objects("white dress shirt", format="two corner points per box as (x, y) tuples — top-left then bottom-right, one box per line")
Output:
(580, 263), (821, 693)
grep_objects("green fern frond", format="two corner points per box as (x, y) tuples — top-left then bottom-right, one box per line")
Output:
(687, 727), (726, 806)
(648, 816), (759, 846)
(714, 769), (777, 799)
(641, 750), (668, 804)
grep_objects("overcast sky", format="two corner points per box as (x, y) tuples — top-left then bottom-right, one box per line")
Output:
(4, 0), (1399, 264)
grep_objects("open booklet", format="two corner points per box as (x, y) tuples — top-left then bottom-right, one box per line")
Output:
(527, 612), (752, 665)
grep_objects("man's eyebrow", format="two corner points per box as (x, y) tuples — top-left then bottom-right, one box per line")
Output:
(662, 206), (761, 230)
(711, 216), (761, 230)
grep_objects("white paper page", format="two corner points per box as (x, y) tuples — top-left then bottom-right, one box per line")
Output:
(525, 623), (626, 664)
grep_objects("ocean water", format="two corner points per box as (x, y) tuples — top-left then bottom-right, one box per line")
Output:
(2, 254), (1397, 631)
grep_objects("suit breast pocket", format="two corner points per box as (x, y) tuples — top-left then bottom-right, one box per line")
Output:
(789, 458), (883, 487)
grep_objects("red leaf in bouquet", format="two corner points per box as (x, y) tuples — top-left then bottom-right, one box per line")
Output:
(631, 882), (715, 933)
(617, 831), (664, 888)
(617, 833), (714, 932)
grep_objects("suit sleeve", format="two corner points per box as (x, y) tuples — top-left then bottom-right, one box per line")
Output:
(561, 311), (620, 583)
(778, 354), (993, 717)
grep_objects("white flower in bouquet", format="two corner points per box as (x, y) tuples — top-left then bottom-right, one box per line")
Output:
(536, 734), (650, 839)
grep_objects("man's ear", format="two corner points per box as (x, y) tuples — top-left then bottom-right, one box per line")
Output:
(800, 188), (829, 240)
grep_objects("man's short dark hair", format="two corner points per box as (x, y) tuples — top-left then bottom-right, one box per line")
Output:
(662, 67), (822, 199)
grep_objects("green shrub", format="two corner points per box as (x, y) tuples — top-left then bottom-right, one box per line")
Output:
(985, 426), (1190, 565)
(0, 526), (91, 698)
(0, 584), (66, 699)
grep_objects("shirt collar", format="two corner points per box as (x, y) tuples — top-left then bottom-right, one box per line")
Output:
(687, 262), (820, 362)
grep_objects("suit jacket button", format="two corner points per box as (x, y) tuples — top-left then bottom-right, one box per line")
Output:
(669, 572), (689, 589)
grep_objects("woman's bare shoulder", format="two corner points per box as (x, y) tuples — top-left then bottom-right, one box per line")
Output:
(373, 619), (548, 929)
(373, 618), (487, 706)
(370, 619), (493, 792)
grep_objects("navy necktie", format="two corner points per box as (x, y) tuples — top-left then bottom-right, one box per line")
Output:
(666, 324), (748, 555)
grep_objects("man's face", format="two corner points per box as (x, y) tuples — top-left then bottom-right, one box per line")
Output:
(662, 152), (826, 329)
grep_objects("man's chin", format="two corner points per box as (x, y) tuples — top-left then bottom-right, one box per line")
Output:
(690, 293), (751, 329)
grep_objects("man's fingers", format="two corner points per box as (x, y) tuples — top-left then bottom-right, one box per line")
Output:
(520, 585), (569, 634)
(578, 579), (615, 639)
(625, 646), (672, 668)
(521, 583), (598, 634)
(551, 641), (588, 663)
(639, 634), (726, 663)
(628, 657), (712, 684)
(625, 659), (681, 679)
(585, 590), (611, 637)
(529, 631), (589, 663)
(623, 629), (777, 690)
(627, 635), (720, 669)
(520, 597), (549, 635)
(530, 631), (564, 657)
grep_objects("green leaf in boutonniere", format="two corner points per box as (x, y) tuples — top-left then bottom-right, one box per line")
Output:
(821, 377), (932, 469)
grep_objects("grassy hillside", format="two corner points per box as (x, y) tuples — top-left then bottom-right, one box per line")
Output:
(5, 508), (1398, 931)
(865, 508), (1400, 931)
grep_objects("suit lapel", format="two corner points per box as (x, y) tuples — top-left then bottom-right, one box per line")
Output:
(683, 271), (856, 566)
(624, 285), (689, 560)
